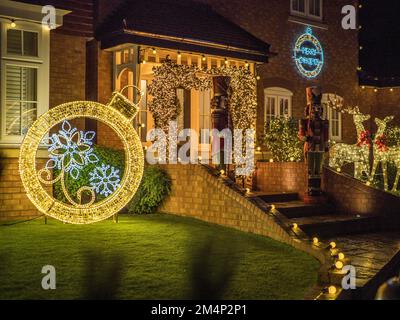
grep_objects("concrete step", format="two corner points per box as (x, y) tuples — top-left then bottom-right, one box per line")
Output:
(277, 201), (336, 219)
(292, 214), (383, 239)
(257, 192), (299, 203)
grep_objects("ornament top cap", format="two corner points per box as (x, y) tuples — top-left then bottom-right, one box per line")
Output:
(108, 85), (143, 119)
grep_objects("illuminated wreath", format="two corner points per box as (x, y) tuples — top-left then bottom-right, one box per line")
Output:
(19, 86), (144, 224)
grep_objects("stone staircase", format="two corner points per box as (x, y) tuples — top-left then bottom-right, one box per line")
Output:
(256, 193), (383, 239)
(252, 190), (400, 300)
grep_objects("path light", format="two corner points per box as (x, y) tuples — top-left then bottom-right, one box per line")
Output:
(335, 261), (344, 270)
(313, 237), (319, 245)
(328, 286), (337, 295)
(220, 169), (225, 176)
(338, 252), (345, 260)
(270, 204), (276, 211)
(269, 158), (274, 163)
(292, 223), (298, 230)
(330, 242), (337, 249)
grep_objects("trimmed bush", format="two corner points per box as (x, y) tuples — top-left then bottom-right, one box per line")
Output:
(54, 145), (125, 204)
(127, 166), (172, 215)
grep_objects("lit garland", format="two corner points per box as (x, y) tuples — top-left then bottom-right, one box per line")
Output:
(148, 60), (257, 132)
(19, 87), (144, 224)
(148, 60), (210, 132)
(147, 61), (257, 176)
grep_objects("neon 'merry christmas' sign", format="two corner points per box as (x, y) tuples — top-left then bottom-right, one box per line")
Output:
(294, 27), (324, 79)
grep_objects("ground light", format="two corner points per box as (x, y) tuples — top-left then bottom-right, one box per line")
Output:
(335, 261), (344, 270)
(328, 286), (337, 295)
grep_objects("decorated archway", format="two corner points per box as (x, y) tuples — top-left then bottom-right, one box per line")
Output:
(147, 60), (258, 132)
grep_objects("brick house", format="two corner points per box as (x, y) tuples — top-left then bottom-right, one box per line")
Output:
(0, 0), (393, 220)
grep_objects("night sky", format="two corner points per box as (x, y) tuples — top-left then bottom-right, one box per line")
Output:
(359, 0), (400, 78)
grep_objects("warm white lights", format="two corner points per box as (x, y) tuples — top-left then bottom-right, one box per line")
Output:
(328, 286), (337, 295)
(19, 87), (144, 224)
(335, 261), (344, 270)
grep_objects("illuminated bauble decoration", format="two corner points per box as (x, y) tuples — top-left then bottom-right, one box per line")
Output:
(19, 86), (144, 224)
(294, 27), (324, 79)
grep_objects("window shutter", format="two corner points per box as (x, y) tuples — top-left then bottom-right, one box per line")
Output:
(5, 65), (37, 136)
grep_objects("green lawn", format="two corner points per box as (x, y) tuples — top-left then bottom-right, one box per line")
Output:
(0, 214), (319, 300)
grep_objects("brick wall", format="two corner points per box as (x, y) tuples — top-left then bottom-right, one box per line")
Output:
(0, 157), (50, 221)
(196, 0), (360, 143)
(323, 167), (400, 221)
(50, 33), (87, 107)
(256, 162), (307, 194)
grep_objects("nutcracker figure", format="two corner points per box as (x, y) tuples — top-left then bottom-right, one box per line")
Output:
(211, 76), (231, 169)
(299, 87), (329, 196)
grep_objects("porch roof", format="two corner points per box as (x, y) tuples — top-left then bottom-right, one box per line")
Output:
(95, 0), (270, 63)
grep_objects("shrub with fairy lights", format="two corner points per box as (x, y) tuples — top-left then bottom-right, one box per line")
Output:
(263, 118), (303, 162)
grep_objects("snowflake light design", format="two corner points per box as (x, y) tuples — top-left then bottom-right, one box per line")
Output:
(89, 164), (121, 197)
(43, 121), (99, 179)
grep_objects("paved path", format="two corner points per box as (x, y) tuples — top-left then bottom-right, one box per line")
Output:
(328, 232), (400, 297)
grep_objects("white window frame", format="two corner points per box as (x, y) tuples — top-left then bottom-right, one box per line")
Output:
(290, 0), (323, 21)
(199, 89), (212, 144)
(264, 87), (293, 130)
(0, 20), (50, 145)
(322, 93), (343, 141)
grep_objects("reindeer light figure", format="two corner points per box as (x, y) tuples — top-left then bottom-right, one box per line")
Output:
(369, 116), (394, 191)
(328, 104), (371, 179)
(386, 145), (400, 192)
